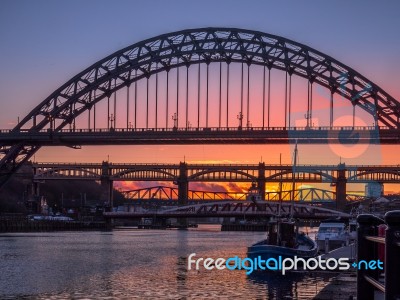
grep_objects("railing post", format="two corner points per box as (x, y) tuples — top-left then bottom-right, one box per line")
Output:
(357, 214), (385, 300)
(384, 210), (400, 300)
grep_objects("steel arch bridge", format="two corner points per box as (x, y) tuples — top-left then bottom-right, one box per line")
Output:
(1, 27), (400, 188)
(120, 185), (364, 203)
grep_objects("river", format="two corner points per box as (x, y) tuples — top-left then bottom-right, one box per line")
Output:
(0, 226), (334, 299)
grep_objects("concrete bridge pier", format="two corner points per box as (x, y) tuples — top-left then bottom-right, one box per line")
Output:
(177, 162), (188, 227)
(177, 162), (188, 206)
(101, 161), (113, 211)
(257, 162), (266, 201)
(335, 163), (347, 211)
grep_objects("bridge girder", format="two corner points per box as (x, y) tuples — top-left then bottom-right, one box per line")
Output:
(104, 201), (351, 220)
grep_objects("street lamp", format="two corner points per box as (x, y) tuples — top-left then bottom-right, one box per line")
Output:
(237, 112), (243, 129)
(172, 113), (178, 129)
(109, 114), (115, 130)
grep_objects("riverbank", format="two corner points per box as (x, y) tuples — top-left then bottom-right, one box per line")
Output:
(0, 218), (109, 232)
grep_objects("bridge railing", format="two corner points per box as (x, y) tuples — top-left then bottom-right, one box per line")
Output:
(0, 125), (392, 134)
(357, 211), (400, 300)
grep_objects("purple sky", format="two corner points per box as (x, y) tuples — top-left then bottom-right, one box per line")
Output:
(0, 1), (400, 182)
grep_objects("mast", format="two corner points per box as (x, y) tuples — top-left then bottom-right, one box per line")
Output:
(278, 153), (282, 217)
(290, 141), (298, 219)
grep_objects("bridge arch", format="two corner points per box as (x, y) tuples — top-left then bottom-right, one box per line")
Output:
(1, 27), (400, 187)
(348, 170), (400, 182)
(15, 27), (400, 133)
(266, 169), (336, 182)
(35, 167), (100, 179)
(189, 169), (257, 181)
(112, 169), (177, 181)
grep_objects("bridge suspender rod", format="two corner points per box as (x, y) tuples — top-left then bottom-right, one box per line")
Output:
(126, 83), (130, 129)
(262, 65), (266, 128)
(146, 77), (149, 129)
(135, 69), (137, 130)
(166, 70), (169, 129)
(107, 96), (110, 130)
(307, 82), (310, 128)
(88, 94), (91, 130)
(206, 63), (209, 128)
(247, 64), (250, 127)
(219, 61), (222, 128)
(186, 66), (189, 129)
(285, 72), (288, 128)
(310, 82), (313, 127)
(240, 62), (244, 126)
(155, 68), (158, 129)
(176, 67), (179, 127)
(268, 67), (271, 128)
(69, 104), (72, 130)
(288, 74), (292, 128)
(73, 103), (76, 130)
(226, 63), (230, 127)
(93, 91), (96, 130)
(114, 79), (117, 128)
(197, 63), (200, 129)
(352, 82), (356, 129)
(330, 91), (334, 128)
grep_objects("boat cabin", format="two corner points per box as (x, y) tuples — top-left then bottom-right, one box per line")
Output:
(267, 220), (296, 248)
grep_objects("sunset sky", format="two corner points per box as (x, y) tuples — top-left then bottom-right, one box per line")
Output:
(1, 0), (400, 194)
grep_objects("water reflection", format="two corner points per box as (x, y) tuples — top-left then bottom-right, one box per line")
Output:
(176, 231), (188, 296)
(247, 271), (334, 299)
(0, 229), (332, 299)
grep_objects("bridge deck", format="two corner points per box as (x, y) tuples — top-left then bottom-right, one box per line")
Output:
(104, 201), (350, 220)
(1, 126), (399, 145)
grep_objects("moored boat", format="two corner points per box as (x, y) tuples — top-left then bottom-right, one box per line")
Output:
(315, 219), (348, 253)
(248, 218), (318, 261)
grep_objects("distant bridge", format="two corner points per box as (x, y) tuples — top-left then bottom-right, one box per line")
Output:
(121, 185), (364, 203)
(32, 161), (400, 183)
(104, 200), (351, 220)
(27, 161), (387, 209)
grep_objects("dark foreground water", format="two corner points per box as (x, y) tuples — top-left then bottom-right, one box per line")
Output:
(0, 226), (334, 299)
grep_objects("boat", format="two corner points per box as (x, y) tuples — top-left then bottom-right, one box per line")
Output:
(248, 218), (318, 261)
(247, 142), (318, 262)
(315, 217), (357, 253)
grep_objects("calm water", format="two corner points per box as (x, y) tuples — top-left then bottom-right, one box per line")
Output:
(0, 226), (334, 299)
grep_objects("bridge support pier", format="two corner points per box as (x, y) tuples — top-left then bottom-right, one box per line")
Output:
(101, 161), (113, 211)
(177, 162), (188, 227)
(335, 164), (347, 211)
(257, 162), (266, 201)
(177, 162), (188, 206)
